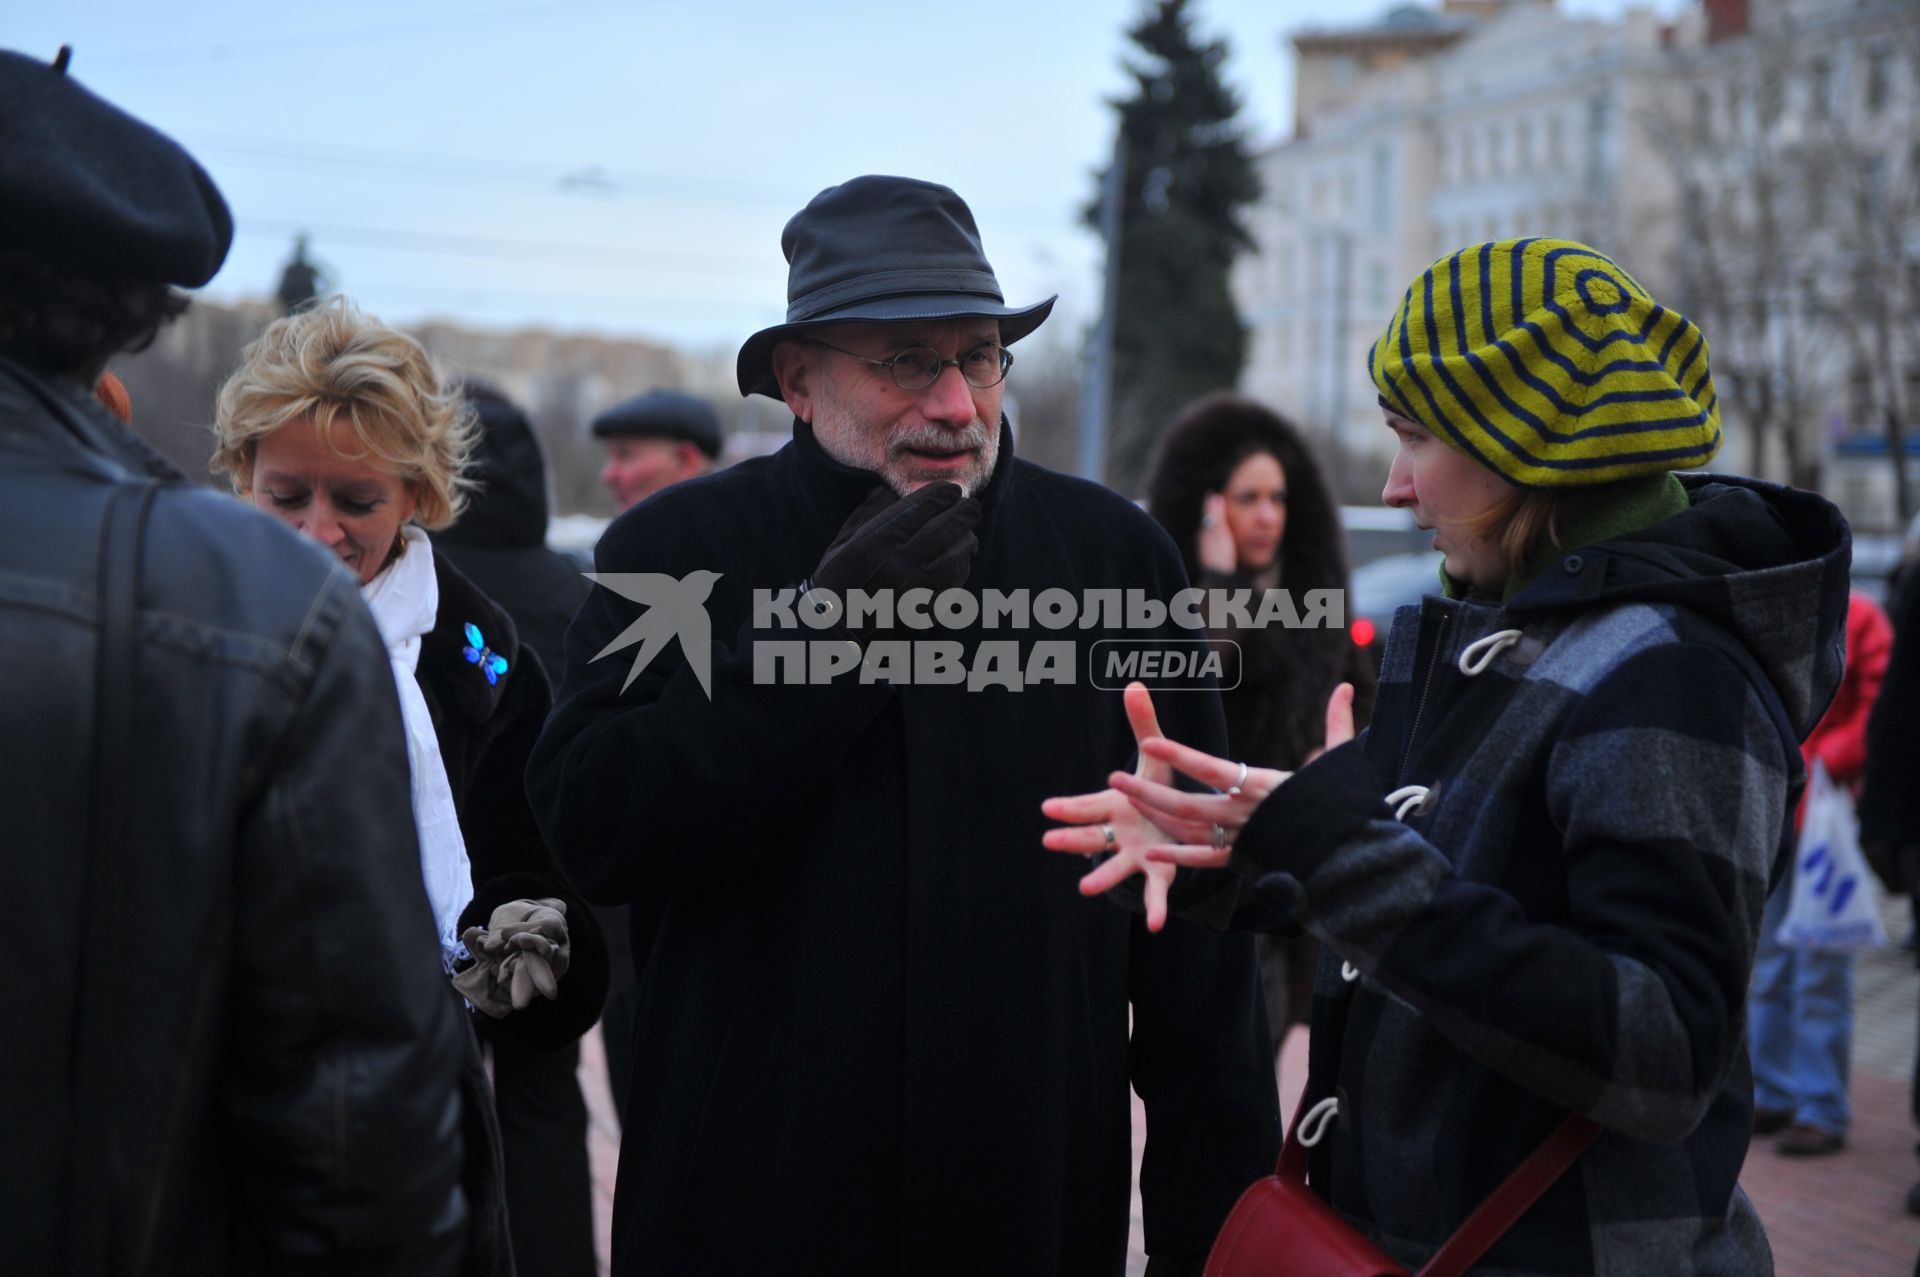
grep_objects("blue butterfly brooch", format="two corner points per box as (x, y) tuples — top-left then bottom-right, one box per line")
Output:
(462, 622), (509, 685)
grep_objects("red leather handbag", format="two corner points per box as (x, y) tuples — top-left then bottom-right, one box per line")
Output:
(1204, 1099), (1600, 1277)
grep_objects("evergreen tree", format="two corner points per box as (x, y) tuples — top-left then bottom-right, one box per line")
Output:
(1090, 0), (1260, 495)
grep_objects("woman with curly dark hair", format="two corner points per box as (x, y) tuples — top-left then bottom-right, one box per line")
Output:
(1143, 392), (1375, 1059)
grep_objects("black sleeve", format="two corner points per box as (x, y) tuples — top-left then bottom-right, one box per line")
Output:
(225, 574), (469, 1274)
(459, 647), (608, 1051)
(1861, 572), (1920, 847)
(1128, 547), (1281, 1258)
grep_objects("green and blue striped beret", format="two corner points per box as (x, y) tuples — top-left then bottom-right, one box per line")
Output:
(1369, 238), (1720, 488)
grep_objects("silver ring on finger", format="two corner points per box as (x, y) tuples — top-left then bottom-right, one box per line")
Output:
(1226, 761), (1248, 797)
(1100, 824), (1117, 853)
(1212, 823), (1228, 851)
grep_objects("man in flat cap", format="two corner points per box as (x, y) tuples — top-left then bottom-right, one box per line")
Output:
(0, 47), (467, 1274)
(592, 388), (723, 510)
(532, 175), (1276, 1274)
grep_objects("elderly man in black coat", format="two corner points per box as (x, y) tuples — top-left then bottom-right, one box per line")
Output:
(529, 176), (1277, 1275)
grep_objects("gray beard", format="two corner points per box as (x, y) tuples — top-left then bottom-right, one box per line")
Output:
(814, 416), (999, 497)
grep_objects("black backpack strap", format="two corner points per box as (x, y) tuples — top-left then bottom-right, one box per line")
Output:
(64, 477), (160, 1275)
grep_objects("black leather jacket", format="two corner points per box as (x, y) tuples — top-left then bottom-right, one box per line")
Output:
(0, 361), (469, 1275)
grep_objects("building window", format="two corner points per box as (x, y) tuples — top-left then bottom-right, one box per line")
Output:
(1488, 124), (1505, 176)
(1461, 130), (1478, 181)
(1866, 153), (1890, 215)
(1369, 260), (1390, 309)
(1516, 118), (1533, 171)
(1867, 45), (1892, 116)
(1760, 72), (1785, 131)
(1808, 57), (1831, 122)
(1807, 168), (1830, 224)
(1338, 170), (1356, 216)
(1370, 144), (1393, 233)
(1546, 114), (1564, 168)
(1849, 361), (1874, 427)
(1693, 87), (1713, 144)
(1726, 82), (1744, 137)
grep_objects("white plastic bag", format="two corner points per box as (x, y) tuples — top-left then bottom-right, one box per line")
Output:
(1776, 759), (1888, 951)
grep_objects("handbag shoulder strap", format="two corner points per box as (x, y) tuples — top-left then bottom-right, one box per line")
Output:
(1274, 1095), (1600, 1277)
(64, 477), (160, 1276)
(1415, 1113), (1601, 1277)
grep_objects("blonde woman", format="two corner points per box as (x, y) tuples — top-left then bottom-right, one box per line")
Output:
(215, 299), (607, 1277)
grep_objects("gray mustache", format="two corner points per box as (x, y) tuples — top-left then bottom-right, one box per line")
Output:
(890, 423), (989, 454)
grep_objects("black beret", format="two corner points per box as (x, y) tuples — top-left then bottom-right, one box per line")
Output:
(590, 390), (723, 458)
(0, 46), (232, 287)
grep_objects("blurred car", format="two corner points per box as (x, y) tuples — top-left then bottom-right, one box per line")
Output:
(1850, 531), (1903, 604)
(1341, 503), (1430, 569)
(1348, 549), (1443, 664)
(548, 512), (610, 572)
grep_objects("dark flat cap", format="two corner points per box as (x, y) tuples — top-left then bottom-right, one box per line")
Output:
(735, 175), (1053, 400)
(590, 390), (723, 457)
(0, 46), (232, 287)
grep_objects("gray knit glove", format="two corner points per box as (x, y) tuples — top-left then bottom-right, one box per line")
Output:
(452, 898), (572, 1018)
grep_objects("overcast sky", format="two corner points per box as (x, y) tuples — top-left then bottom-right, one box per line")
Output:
(11, 0), (1686, 355)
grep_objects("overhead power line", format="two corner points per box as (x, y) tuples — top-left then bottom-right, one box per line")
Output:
(235, 216), (772, 274)
(180, 130), (1074, 226)
(76, 0), (631, 68)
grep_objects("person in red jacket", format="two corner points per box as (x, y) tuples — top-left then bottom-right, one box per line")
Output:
(1750, 591), (1894, 1154)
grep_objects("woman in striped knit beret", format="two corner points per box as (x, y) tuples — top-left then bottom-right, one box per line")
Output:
(1049, 238), (1851, 1274)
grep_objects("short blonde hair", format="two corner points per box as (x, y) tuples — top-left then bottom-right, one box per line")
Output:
(212, 298), (476, 529)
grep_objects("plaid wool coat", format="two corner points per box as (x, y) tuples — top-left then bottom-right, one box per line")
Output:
(1233, 474), (1850, 1276)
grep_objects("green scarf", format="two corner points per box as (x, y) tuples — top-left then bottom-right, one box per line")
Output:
(1437, 473), (1689, 602)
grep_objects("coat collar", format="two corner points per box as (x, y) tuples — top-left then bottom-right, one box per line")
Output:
(0, 355), (183, 483)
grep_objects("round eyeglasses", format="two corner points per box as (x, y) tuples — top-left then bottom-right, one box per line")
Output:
(806, 339), (1013, 391)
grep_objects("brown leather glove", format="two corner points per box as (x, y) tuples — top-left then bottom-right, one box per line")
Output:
(452, 898), (572, 1018)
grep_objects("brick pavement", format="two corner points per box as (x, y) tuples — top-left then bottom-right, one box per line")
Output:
(1743, 893), (1918, 1277)
(578, 898), (1919, 1275)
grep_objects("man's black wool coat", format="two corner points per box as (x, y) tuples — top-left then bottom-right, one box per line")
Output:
(529, 420), (1278, 1274)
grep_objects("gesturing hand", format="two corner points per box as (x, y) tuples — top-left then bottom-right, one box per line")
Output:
(1118, 682), (1356, 869)
(1040, 682), (1185, 931)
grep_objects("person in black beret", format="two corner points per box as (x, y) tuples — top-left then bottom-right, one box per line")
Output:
(530, 174), (1277, 1276)
(591, 388), (722, 510)
(0, 45), (468, 1275)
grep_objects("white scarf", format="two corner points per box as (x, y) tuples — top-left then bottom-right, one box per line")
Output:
(361, 526), (474, 971)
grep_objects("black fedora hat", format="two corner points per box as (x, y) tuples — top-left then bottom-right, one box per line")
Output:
(736, 175), (1054, 400)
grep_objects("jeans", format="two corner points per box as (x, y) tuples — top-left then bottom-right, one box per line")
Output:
(1750, 875), (1855, 1135)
